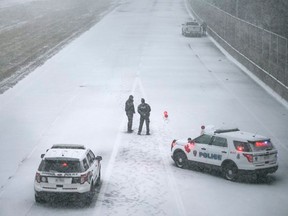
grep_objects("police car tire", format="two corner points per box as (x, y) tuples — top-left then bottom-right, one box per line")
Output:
(256, 173), (267, 182)
(84, 182), (96, 205)
(222, 162), (238, 181)
(91, 180), (96, 192)
(35, 194), (46, 203)
(174, 151), (187, 168)
(96, 170), (101, 186)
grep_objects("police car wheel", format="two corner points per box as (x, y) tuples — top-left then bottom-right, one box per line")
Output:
(35, 194), (46, 203)
(84, 182), (96, 205)
(222, 162), (238, 181)
(174, 151), (187, 168)
(96, 170), (101, 186)
(256, 173), (267, 182)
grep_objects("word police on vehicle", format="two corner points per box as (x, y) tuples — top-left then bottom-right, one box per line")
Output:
(171, 127), (278, 181)
(199, 152), (222, 160)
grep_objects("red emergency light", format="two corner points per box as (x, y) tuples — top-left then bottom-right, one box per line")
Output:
(164, 111), (168, 119)
(255, 141), (268, 147)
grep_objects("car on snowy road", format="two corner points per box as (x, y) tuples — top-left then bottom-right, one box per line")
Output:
(34, 144), (102, 205)
(171, 128), (278, 181)
(181, 21), (203, 37)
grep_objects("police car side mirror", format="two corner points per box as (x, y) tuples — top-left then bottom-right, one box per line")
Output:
(41, 154), (45, 158)
(96, 156), (102, 161)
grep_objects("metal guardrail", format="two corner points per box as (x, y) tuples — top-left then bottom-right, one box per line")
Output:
(187, 0), (288, 102)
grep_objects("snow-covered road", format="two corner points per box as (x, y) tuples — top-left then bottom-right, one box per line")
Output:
(0, 0), (288, 215)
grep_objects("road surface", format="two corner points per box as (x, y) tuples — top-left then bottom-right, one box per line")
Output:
(0, 0), (287, 215)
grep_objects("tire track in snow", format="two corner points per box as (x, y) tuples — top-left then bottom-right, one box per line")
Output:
(101, 133), (168, 215)
(94, 77), (187, 215)
(136, 77), (187, 215)
(93, 77), (140, 214)
(156, 126), (188, 216)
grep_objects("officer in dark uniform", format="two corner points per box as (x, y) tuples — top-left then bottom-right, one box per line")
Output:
(201, 21), (207, 35)
(125, 95), (135, 133)
(137, 98), (151, 135)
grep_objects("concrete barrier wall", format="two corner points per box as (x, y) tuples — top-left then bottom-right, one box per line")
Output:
(187, 0), (288, 102)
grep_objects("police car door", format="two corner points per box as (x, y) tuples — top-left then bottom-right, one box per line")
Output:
(87, 150), (97, 180)
(193, 134), (213, 164)
(206, 136), (229, 166)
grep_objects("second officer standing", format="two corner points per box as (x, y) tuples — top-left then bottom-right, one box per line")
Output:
(137, 98), (151, 135)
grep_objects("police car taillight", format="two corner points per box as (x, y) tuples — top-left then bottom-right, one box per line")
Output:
(80, 172), (91, 184)
(243, 153), (253, 163)
(171, 140), (176, 151)
(35, 172), (48, 183)
(80, 174), (88, 184)
(35, 172), (41, 183)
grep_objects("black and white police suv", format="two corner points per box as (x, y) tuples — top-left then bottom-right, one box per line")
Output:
(34, 144), (102, 204)
(171, 128), (278, 181)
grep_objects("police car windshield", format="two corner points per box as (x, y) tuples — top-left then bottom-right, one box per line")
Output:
(39, 159), (83, 173)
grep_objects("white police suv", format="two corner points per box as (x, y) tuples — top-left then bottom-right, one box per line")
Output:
(34, 144), (102, 204)
(171, 128), (278, 181)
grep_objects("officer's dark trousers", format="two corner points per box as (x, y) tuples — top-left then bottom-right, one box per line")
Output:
(127, 113), (133, 132)
(138, 116), (150, 134)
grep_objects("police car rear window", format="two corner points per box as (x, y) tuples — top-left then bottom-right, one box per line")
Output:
(234, 141), (251, 152)
(39, 159), (83, 173)
(249, 140), (274, 151)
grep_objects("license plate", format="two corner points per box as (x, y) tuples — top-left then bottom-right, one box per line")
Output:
(55, 178), (64, 183)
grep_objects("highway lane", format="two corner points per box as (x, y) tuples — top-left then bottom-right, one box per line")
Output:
(0, 0), (118, 93)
